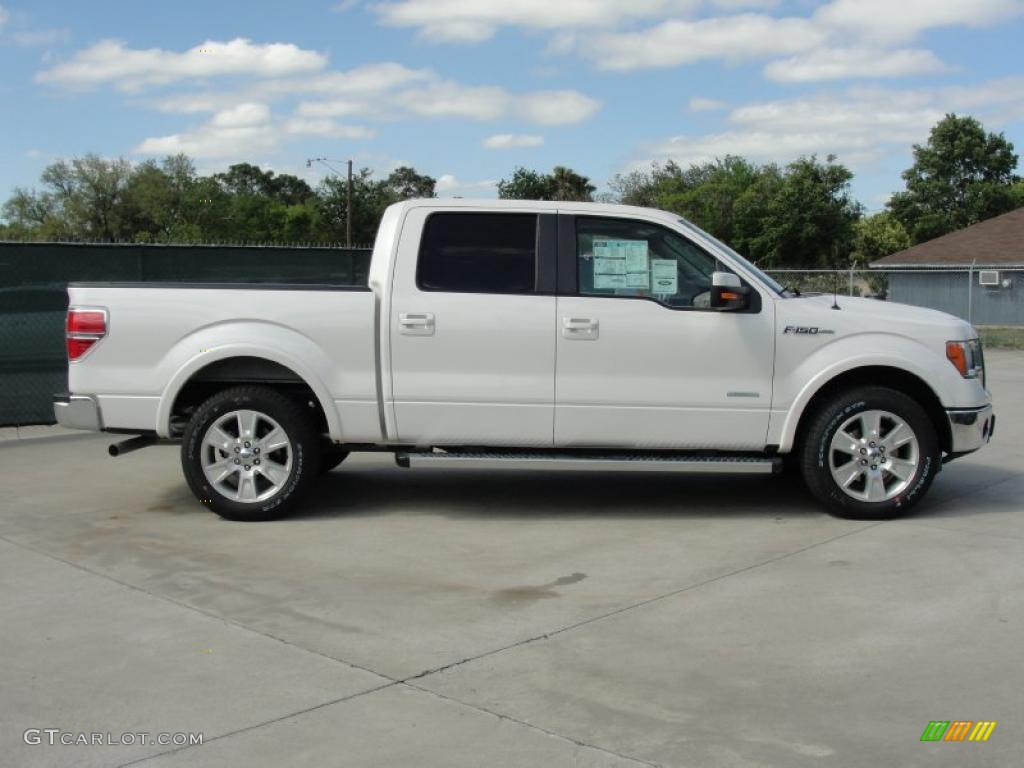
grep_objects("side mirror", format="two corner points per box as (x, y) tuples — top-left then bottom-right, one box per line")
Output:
(710, 272), (750, 311)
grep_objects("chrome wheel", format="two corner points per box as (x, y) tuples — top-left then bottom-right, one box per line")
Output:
(828, 409), (919, 503)
(200, 409), (293, 503)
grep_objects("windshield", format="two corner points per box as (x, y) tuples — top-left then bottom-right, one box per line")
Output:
(676, 218), (786, 295)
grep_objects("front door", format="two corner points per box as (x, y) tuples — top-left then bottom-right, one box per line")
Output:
(554, 214), (775, 450)
(389, 208), (557, 447)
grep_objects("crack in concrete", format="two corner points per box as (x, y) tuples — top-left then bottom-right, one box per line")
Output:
(401, 680), (662, 768)
(115, 680), (401, 768)
(0, 533), (394, 685)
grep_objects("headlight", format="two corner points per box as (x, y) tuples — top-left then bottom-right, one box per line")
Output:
(946, 339), (984, 380)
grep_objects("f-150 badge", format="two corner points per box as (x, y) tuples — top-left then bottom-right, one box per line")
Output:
(783, 326), (835, 335)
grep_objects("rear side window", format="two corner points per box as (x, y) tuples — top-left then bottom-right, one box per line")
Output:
(417, 213), (537, 294)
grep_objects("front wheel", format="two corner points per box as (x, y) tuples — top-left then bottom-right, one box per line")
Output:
(181, 386), (320, 521)
(800, 386), (940, 519)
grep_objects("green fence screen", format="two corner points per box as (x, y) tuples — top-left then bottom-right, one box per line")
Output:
(0, 242), (372, 426)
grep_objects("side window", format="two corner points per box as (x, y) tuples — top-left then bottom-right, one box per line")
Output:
(576, 217), (726, 309)
(418, 213), (537, 294)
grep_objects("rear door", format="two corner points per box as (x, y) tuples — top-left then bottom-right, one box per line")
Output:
(388, 208), (557, 447)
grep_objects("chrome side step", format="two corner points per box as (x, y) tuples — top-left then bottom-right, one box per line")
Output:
(395, 451), (781, 474)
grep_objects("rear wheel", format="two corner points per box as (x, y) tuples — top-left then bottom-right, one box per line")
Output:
(800, 386), (939, 519)
(181, 386), (320, 521)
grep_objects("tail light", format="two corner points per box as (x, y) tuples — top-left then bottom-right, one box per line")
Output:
(66, 308), (108, 361)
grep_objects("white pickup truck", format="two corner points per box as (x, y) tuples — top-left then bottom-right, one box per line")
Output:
(55, 200), (994, 521)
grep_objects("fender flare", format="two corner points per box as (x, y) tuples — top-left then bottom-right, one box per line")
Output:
(156, 339), (342, 440)
(776, 345), (950, 453)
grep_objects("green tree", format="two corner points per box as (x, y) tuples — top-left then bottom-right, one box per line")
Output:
(27, 154), (137, 240)
(384, 166), (436, 199)
(1, 186), (64, 239)
(497, 166), (595, 201)
(851, 212), (911, 265)
(315, 165), (435, 244)
(889, 114), (1020, 243)
(548, 166), (596, 201)
(497, 167), (553, 200)
(752, 155), (862, 268)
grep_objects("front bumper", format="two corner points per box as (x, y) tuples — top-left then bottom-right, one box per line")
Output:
(53, 393), (103, 431)
(946, 404), (994, 455)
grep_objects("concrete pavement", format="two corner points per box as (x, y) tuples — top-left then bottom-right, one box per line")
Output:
(1, 351), (1022, 767)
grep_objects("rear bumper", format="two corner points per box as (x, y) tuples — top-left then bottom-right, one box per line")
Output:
(946, 404), (994, 456)
(53, 393), (103, 431)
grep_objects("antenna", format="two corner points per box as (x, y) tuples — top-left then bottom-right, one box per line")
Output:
(830, 241), (841, 310)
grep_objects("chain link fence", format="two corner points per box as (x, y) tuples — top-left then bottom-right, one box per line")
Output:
(0, 242), (372, 426)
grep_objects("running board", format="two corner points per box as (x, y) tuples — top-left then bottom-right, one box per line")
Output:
(395, 451), (781, 474)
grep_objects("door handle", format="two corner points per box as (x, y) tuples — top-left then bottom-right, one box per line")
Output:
(562, 317), (599, 340)
(399, 312), (435, 336)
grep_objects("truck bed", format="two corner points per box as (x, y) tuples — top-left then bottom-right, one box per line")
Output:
(65, 282), (381, 441)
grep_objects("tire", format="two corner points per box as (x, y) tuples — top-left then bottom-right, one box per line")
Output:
(320, 444), (350, 474)
(800, 386), (939, 520)
(181, 386), (320, 521)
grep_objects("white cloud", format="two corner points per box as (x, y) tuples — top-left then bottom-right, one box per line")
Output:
(689, 97), (727, 112)
(36, 38), (326, 90)
(482, 133), (544, 149)
(0, 4), (8, 31)
(394, 81), (509, 120)
(814, 0), (1024, 44)
(374, 0), (700, 42)
(764, 48), (949, 83)
(210, 102), (271, 128)
(435, 174), (499, 196)
(518, 90), (601, 125)
(294, 99), (370, 118)
(365, 0), (1020, 89)
(278, 62), (432, 95)
(636, 77), (1024, 173)
(580, 15), (826, 70)
(297, 80), (600, 125)
(134, 103), (373, 159)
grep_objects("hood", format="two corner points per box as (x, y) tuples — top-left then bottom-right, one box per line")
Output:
(794, 294), (974, 339)
(774, 294), (976, 363)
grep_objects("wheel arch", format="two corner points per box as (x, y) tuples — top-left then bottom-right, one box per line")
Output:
(786, 366), (951, 456)
(160, 351), (338, 439)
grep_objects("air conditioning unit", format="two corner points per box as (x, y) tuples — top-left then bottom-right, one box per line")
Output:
(978, 270), (1000, 286)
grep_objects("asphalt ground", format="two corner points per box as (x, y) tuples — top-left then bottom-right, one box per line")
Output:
(1, 351), (1022, 768)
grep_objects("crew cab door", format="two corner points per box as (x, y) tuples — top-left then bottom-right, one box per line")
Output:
(388, 208), (557, 447)
(553, 214), (775, 449)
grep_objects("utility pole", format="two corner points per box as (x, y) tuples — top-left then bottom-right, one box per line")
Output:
(307, 157), (354, 246)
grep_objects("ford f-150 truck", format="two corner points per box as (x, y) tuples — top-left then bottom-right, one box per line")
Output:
(54, 200), (994, 521)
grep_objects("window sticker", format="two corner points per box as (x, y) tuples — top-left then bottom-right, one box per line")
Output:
(626, 271), (650, 289)
(623, 243), (649, 274)
(594, 273), (628, 289)
(650, 259), (678, 295)
(591, 238), (650, 292)
(593, 258), (626, 275)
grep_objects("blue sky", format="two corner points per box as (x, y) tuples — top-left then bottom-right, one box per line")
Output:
(1, 0), (1022, 209)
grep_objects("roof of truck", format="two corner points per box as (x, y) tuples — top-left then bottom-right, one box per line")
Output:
(392, 198), (681, 223)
